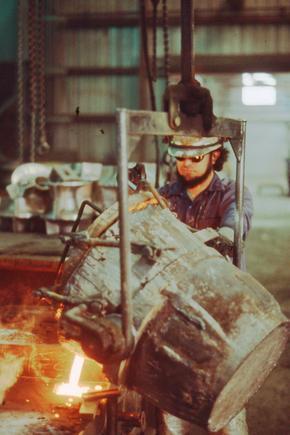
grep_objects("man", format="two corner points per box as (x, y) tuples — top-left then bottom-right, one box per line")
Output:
(159, 135), (253, 435)
(159, 135), (253, 266)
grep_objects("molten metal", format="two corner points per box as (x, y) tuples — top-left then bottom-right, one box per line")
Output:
(55, 355), (89, 398)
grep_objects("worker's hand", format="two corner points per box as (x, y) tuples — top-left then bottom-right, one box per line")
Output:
(206, 226), (234, 258)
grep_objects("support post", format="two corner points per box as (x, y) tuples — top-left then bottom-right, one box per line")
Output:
(233, 120), (246, 268)
(116, 109), (134, 353)
(181, 0), (194, 83)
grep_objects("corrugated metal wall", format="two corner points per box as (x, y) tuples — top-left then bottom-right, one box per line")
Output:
(45, 0), (290, 163)
(46, 1), (140, 163)
(52, 0), (138, 14)
(164, 25), (290, 55)
(173, 0), (290, 9)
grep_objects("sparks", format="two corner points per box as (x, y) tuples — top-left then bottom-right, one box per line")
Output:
(55, 355), (89, 398)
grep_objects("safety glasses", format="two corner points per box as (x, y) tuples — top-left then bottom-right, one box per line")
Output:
(175, 154), (205, 163)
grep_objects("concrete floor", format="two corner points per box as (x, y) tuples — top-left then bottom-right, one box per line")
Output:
(251, 193), (290, 228)
(245, 193), (290, 435)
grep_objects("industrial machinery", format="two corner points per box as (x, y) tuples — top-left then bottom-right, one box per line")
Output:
(38, 105), (289, 434)
(38, 174), (289, 434)
(2, 162), (102, 234)
(34, 1), (290, 434)
(4, 1), (289, 434)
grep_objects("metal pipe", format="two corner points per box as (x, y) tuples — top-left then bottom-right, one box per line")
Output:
(35, 287), (74, 303)
(82, 239), (120, 248)
(181, 0), (194, 83)
(116, 109), (134, 352)
(106, 397), (118, 435)
(83, 389), (120, 402)
(233, 121), (246, 268)
(61, 237), (121, 249)
(55, 200), (102, 283)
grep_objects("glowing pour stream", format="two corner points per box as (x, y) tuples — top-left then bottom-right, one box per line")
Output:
(55, 355), (89, 397)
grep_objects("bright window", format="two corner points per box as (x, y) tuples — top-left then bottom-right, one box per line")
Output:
(242, 73), (276, 106)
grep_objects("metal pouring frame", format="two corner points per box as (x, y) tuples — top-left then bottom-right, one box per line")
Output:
(116, 108), (246, 354)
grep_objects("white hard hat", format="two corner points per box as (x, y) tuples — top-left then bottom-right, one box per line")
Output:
(168, 135), (222, 158)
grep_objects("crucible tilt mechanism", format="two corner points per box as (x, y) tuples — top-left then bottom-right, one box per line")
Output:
(37, 108), (290, 434)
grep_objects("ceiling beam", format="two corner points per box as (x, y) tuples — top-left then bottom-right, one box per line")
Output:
(165, 54), (290, 74)
(46, 66), (138, 77)
(47, 113), (115, 124)
(49, 8), (290, 28)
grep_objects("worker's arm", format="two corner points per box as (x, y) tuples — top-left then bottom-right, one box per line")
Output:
(218, 181), (254, 240)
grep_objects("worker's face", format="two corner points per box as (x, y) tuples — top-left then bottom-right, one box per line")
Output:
(176, 151), (220, 187)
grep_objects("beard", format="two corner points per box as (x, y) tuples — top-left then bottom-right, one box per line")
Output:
(176, 159), (213, 189)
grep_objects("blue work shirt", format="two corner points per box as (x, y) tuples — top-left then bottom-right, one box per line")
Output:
(159, 173), (253, 239)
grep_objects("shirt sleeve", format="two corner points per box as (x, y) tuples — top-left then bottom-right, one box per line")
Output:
(219, 181), (254, 240)
(158, 184), (171, 199)
(158, 185), (166, 197)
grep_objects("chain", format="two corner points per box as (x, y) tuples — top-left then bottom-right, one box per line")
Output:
(37, 0), (50, 155)
(28, 0), (38, 162)
(192, 0), (196, 76)
(17, 0), (26, 162)
(140, 0), (156, 111)
(162, 0), (170, 86)
(140, 0), (161, 188)
(181, 0), (195, 82)
(151, 0), (160, 82)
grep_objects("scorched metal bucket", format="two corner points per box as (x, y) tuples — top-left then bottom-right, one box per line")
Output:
(57, 193), (289, 432)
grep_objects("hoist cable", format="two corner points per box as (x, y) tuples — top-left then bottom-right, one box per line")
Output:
(181, 0), (194, 83)
(36, 0), (50, 155)
(28, 0), (38, 162)
(151, 0), (160, 82)
(140, 0), (156, 111)
(192, 0), (196, 76)
(140, 0), (161, 188)
(17, 0), (26, 162)
(162, 0), (170, 86)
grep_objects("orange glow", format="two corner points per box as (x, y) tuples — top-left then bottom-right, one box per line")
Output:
(129, 198), (158, 212)
(55, 355), (89, 397)
(55, 306), (63, 320)
(94, 384), (103, 391)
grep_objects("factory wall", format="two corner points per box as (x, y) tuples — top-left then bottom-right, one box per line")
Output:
(2, 0), (289, 196)
(45, 1), (290, 166)
(204, 73), (290, 195)
(164, 24), (290, 56)
(46, 1), (140, 164)
(0, 0), (17, 61)
(167, 0), (290, 9)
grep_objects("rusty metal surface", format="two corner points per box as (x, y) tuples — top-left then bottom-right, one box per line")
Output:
(125, 109), (243, 140)
(161, 408), (248, 435)
(55, 200), (289, 430)
(161, 410), (249, 435)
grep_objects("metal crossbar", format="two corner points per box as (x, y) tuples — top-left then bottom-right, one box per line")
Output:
(116, 108), (246, 354)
